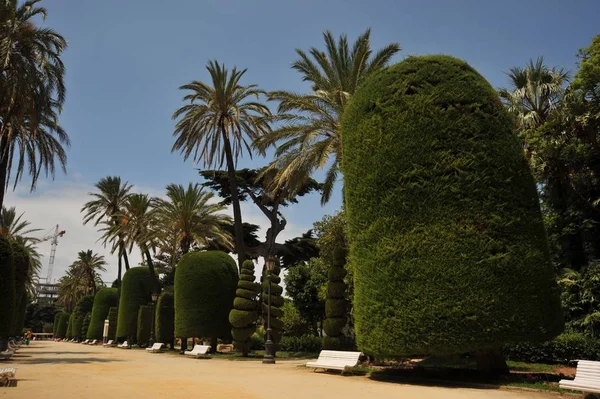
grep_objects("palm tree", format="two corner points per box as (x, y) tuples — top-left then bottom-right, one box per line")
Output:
(499, 56), (570, 131)
(172, 61), (271, 268)
(155, 183), (233, 255)
(0, 0), (69, 219)
(57, 253), (105, 312)
(255, 29), (400, 204)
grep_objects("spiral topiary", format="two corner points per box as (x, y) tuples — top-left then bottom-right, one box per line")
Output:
(156, 291), (174, 347)
(262, 260), (284, 345)
(137, 305), (153, 346)
(229, 260), (260, 356)
(0, 236), (15, 347)
(116, 266), (152, 342)
(174, 251), (238, 350)
(323, 247), (348, 349)
(342, 55), (563, 370)
(87, 288), (118, 339)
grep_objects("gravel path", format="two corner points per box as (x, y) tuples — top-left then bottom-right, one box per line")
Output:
(2, 341), (559, 398)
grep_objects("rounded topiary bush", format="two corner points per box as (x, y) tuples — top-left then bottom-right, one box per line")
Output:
(174, 251), (238, 348)
(53, 312), (61, 337)
(0, 236), (15, 342)
(66, 312), (74, 339)
(13, 292), (27, 336)
(81, 313), (91, 338)
(229, 260), (260, 356)
(116, 266), (152, 342)
(87, 288), (118, 339)
(73, 295), (94, 340)
(137, 305), (153, 346)
(107, 307), (118, 340)
(56, 312), (69, 338)
(156, 291), (174, 346)
(342, 55), (563, 358)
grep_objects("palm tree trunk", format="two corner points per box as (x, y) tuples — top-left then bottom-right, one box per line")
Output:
(115, 253), (122, 341)
(221, 126), (246, 270)
(0, 134), (11, 227)
(144, 246), (160, 294)
(120, 242), (130, 270)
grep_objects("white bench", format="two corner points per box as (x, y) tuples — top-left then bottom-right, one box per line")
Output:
(184, 345), (211, 358)
(306, 350), (363, 374)
(81, 339), (90, 344)
(0, 367), (16, 387)
(146, 343), (163, 353)
(118, 341), (129, 348)
(0, 351), (12, 360)
(103, 340), (114, 347)
(560, 360), (600, 394)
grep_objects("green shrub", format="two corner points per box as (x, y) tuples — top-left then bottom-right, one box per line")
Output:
(504, 333), (600, 365)
(137, 305), (153, 346)
(87, 288), (118, 339)
(229, 260), (260, 356)
(323, 246), (348, 349)
(116, 266), (152, 342)
(262, 261), (284, 345)
(42, 323), (54, 333)
(156, 291), (174, 345)
(66, 312), (74, 339)
(73, 295), (94, 340)
(53, 312), (61, 336)
(0, 236), (15, 340)
(342, 55), (563, 357)
(174, 251), (238, 346)
(107, 307), (118, 340)
(81, 313), (91, 338)
(279, 335), (322, 353)
(11, 241), (29, 335)
(13, 292), (27, 336)
(56, 312), (69, 338)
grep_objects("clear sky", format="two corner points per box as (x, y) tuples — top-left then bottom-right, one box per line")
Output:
(9, 0), (600, 282)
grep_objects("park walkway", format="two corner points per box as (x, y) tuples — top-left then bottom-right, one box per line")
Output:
(2, 341), (558, 398)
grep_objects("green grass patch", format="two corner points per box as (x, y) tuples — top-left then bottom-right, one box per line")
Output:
(506, 361), (558, 373)
(210, 350), (317, 361)
(499, 381), (577, 394)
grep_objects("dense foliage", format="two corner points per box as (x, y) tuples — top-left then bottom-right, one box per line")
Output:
(342, 55), (563, 357)
(107, 307), (118, 340)
(323, 246), (348, 349)
(262, 261), (284, 344)
(26, 303), (59, 333)
(229, 260), (260, 356)
(137, 305), (153, 346)
(279, 335), (322, 353)
(116, 267), (152, 342)
(55, 312), (69, 338)
(66, 312), (74, 339)
(156, 291), (174, 346)
(11, 241), (29, 334)
(87, 288), (118, 339)
(0, 236), (15, 342)
(174, 251), (238, 347)
(81, 313), (91, 338)
(73, 295), (94, 340)
(504, 333), (600, 365)
(283, 261), (326, 336)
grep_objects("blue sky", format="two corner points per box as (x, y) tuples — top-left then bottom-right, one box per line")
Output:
(11, 0), (600, 281)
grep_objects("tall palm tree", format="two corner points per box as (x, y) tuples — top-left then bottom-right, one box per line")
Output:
(69, 250), (107, 295)
(172, 61), (271, 268)
(255, 29), (400, 204)
(155, 183), (233, 255)
(0, 0), (69, 220)
(499, 56), (570, 131)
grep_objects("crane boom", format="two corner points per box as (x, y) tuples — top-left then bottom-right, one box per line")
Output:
(42, 224), (66, 283)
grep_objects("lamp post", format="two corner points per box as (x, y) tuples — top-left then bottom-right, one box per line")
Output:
(263, 257), (276, 364)
(149, 291), (158, 347)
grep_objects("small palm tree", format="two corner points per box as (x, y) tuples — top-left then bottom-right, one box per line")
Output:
(255, 29), (400, 204)
(155, 183), (233, 255)
(172, 61), (271, 268)
(0, 0), (69, 218)
(499, 56), (570, 131)
(70, 250), (107, 295)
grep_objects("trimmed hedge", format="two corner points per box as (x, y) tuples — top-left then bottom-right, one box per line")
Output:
(73, 295), (94, 340)
(116, 266), (152, 342)
(56, 312), (69, 338)
(342, 55), (563, 357)
(156, 292), (174, 345)
(81, 313), (91, 338)
(262, 261), (284, 344)
(107, 307), (118, 340)
(0, 236), (15, 340)
(137, 305), (153, 346)
(53, 313), (61, 337)
(174, 251), (238, 344)
(66, 312), (74, 339)
(13, 292), (27, 336)
(279, 335), (322, 353)
(11, 241), (29, 335)
(504, 333), (600, 365)
(323, 246), (348, 350)
(87, 288), (118, 339)
(229, 260), (260, 356)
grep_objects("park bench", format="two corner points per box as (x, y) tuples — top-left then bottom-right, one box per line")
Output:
(146, 343), (163, 353)
(81, 339), (90, 344)
(88, 339), (98, 345)
(184, 345), (210, 358)
(560, 360), (600, 394)
(0, 351), (12, 360)
(118, 341), (129, 348)
(103, 340), (114, 347)
(306, 350), (363, 374)
(0, 367), (16, 387)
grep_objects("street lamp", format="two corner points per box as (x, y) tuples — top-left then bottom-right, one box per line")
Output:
(263, 257), (276, 364)
(149, 292), (158, 347)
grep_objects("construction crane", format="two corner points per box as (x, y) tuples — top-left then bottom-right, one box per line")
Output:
(39, 225), (66, 284)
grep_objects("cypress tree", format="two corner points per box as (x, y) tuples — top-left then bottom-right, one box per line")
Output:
(87, 288), (118, 339)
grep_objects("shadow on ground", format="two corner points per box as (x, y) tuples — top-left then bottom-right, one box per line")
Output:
(15, 357), (124, 365)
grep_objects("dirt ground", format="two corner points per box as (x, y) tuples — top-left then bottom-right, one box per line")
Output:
(2, 341), (560, 399)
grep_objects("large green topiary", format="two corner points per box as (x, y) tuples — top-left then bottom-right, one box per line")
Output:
(262, 261), (284, 345)
(13, 292), (27, 336)
(66, 312), (74, 339)
(87, 288), (118, 339)
(116, 266), (152, 342)
(53, 312), (61, 337)
(137, 305), (153, 346)
(156, 291), (174, 347)
(73, 295), (95, 340)
(55, 312), (69, 338)
(174, 251), (238, 350)
(229, 260), (260, 356)
(81, 313), (91, 338)
(0, 236), (15, 347)
(11, 241), (29, 335)
(323, 247), (348, 350)
(342, 55), (563, 365)
(107, 307), (118, 341)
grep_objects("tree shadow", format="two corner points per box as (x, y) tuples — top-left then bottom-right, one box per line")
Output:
(17, 351), (93, 355)
(16, 357), (124, 365)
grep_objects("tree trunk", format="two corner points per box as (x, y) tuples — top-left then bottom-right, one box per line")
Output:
(122, 244), (130, 270)
(211, 335), (218, 354)
(0, 134), (11, 228)
(181, 337), (187, 353)
(115, 253), (122, 341)
(221, 127), (245, 271)
(475, 349), (509, 376)
(144, 247), (160, 294)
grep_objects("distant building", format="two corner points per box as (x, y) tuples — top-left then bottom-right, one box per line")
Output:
(34, 282), (59, 304)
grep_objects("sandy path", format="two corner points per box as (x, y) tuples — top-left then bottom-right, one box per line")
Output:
(1, 341), (558, 399)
